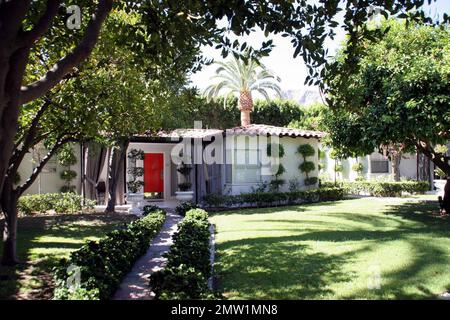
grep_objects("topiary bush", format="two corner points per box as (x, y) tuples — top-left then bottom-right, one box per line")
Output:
(175, 201), (199, 216)
(58, 144), (78, 193)
(297, 144), (317, 186)
(269, 179), (285, 191)
(304, 177), (318, 186)
(269, 164), (286, 192)
(53, 209), (166, 300)
(177, 182), (192, 191)
(18, 193), (96, 215)
(299, 161), (315, 174)
(352, 163), (364, 174)
(297, 144), (315, 157)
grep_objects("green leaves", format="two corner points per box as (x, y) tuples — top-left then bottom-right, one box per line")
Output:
(324, 19), (449, 159)
(297, 144), (315, 158)
(53, 210), (166, 300)
(150, 208), (211, 300)
(299, 161), (315, 174)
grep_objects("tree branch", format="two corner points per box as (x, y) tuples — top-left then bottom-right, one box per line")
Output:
(17, 136), (74, 195)
(17, 0), (61, 47)
(9, 99), (53, 175)
(19, 0), (113, 105)
(416, 140), (450, 176)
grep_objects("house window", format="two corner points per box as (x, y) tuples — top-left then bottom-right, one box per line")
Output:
(371, 160), (389, 173)
(233, 148), (261, 184)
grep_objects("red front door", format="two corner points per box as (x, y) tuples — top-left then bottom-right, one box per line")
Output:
(144, 153), (164, 193)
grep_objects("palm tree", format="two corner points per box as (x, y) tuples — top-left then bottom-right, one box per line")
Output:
(204, 56), (282, 126)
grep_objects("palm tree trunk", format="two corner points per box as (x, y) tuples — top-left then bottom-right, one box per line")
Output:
(239, 91), (253, 126)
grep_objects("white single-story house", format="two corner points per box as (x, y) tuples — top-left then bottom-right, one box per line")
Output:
(116, 124), (325, 204)
(17, 122), (444, 205)
(320, 148), (435, 183)
(17, 124), (325, 205)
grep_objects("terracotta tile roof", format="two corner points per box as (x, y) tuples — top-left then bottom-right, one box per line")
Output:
(225, 124), (325, 139)
(147, 128), (223, 139)
(135, 124), (325, 141)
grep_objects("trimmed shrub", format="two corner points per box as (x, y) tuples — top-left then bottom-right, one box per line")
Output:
(18, 193), (96, 215)
(150, 208), (211, 300)
(203, 187), (345, 208)
(185, 208), (209, 221)
(269, 179), (285, 191)
(352, 163), (364, 174)
(150, 265), (209, 300)
(297, 144), (315, 157)
(299, 161), (315, 174)
(166, 214), (210, 276)
(175, 201), (199, 216)
(341, 181), (430, 197)
(178, 182), (192, 191)
(60, 169), (77, 182)
(143, 204), (160, 216)
(53, 209), (166, 300)
(305, 177), (318, 186)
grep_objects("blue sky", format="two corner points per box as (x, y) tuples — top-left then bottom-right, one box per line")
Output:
(190, 0), (449, 94)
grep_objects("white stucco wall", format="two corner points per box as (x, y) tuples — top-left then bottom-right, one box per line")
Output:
(124, 142), (179, 201)
(320, 146), (419, 182)
(224, 136), (320, 195)
(18, 144), (82, 195)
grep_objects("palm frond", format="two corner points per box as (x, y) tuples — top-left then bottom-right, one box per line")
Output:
(204, 55), (282, 103)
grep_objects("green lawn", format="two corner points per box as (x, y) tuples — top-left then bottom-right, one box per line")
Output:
(0, 213), (135, 300)
(210, 197), (450, 299)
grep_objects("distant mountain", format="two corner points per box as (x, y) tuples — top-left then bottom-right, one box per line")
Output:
(282, 88), (323, 106)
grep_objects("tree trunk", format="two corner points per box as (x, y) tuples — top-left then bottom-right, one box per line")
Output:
(391, 153), (401, 182)
(442, 178), (450, 214)
(0, 49), (30, 197)
(1, 178), (20, 265)
(417, 153), (430, 182)
(0, 0), (112, 196)
(239, 91), (253, 126)
(105, 140), (129, 213)
(416, 141), (450, 213)
(240, 109), (251, 126)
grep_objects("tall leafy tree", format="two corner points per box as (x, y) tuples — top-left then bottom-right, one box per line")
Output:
(324, 19), (450, 210)
(0, 0), (441, 265)
(0, 9), (196, 265)
(0, 0), (113, 201)
(204, 56), (282, 126)
(288, 103), (329, 131)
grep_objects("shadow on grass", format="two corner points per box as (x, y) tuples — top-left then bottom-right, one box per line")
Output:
(209, 200), (349, 216)
(341, 238), (450, 299)
(214, 201), (450, 299)
(383, 202), (450, 227)
(215, 238), (358, 299)
(0, 213), (135, 300)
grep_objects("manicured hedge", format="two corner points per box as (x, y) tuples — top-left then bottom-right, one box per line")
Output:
(18, 193), (96, 215)
(203, 187), (345, 208)
(150, 208), (212, 300)
(53, 208), (166, 300)
(175, 201), (199, 216)
(326, 181), (430, 197)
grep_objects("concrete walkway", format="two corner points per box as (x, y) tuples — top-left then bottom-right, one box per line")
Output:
(113, 211), (182, 300)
